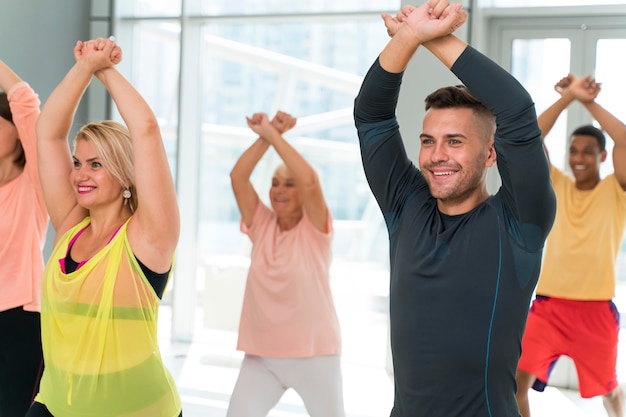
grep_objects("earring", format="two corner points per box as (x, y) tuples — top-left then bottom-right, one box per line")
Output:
(122, 188), (131, 203)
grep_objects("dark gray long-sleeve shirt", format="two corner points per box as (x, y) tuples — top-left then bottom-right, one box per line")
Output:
(354, 46), (556, 417)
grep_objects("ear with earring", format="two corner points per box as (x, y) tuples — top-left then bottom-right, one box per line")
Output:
(123, 188), (131, 205)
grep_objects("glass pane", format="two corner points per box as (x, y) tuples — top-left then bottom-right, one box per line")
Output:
(186, 0), (399, 15)
(197, 20), (388, 261)
(114, 21), (181, 180)
(116, 0), (181, 17)
(596, 38), (626, 284)
(594, 38), (625, 178)
(510, 38), (571, 171)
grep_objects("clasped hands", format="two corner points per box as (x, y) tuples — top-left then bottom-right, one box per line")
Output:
(554, 73), (601, 103)
(246, 111), (297, 142)
(382, 0), (467, 42)
(74, 36), (122, 73)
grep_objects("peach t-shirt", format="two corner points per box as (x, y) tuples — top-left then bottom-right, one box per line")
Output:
(236, 202), (341, 357)
(0, 82), (47, 312)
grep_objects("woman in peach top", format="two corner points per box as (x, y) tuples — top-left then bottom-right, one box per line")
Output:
(227, 111), (344, 417)
(0, 58), (48, 417)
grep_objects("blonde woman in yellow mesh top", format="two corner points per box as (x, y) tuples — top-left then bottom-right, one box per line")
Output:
(26, 38), (182, 417)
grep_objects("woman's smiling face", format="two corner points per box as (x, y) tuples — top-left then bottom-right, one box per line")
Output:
(71, 139), (124, 209)
(269, 164), (302, 217)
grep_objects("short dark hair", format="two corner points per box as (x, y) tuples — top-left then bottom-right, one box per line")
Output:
(571, 125), (606, 152)
(0, 92), (25, 168)
(424, 85), (496, 138)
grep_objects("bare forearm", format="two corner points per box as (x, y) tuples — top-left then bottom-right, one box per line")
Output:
(537, 95), (573, 140)
(266, 130), (318, 187)
(583, 101), (626, 146)
(0, 59), (21, 92)
(586, 100), (626, 186)
(379, 29), (422, 73)
(423, 35), (467, 69)
(230, 138), (270, 182)
(95, 68), (158, 138)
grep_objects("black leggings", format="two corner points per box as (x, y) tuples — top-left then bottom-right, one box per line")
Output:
(0, 307), (43, 417)
(26, 402), (183, 417)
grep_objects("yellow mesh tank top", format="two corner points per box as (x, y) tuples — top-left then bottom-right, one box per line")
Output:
(35, 217), (181, 417)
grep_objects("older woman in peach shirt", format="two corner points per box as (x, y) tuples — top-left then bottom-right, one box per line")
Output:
(228, 111), (344, 417)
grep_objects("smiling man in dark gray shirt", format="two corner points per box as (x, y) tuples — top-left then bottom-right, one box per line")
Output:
(353, 1), (556, 416)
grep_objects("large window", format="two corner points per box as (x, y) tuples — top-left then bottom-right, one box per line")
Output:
(113, 0), (397, 362)
(196, 20), (387, 259)
(113, 21), (181, 174)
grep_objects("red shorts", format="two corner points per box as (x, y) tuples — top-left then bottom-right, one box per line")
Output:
(518, 296), (620, 398)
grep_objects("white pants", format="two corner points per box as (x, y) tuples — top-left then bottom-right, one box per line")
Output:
(226, 354), (345, 417)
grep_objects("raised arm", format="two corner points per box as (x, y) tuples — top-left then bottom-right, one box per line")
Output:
(230, 137), (270, 228)
(353, 1), (468, 218)
(231, 112), (297, 228)
(433, 22), (555, 247)
(246, 112), (329, 232)
(36, 40), (113, 232)
(537, 74), (600, 164)
(537, 78), (574, 166)
(582, 100), (626, 189)
(0, 59), (21, 92)
(93, 43), (179, 273)
(0, 59), (40, 181)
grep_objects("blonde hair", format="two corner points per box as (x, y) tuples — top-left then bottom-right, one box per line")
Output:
(73, 121), (137, 212)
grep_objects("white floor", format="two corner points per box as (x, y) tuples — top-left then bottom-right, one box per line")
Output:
(158, 262), (622, 417)
(159, 313), (616, 417)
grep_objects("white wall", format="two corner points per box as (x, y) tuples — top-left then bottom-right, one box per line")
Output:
(0, 1), (106, 258)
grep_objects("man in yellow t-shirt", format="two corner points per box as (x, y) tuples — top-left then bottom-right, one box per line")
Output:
(516, 74), (626, 417)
